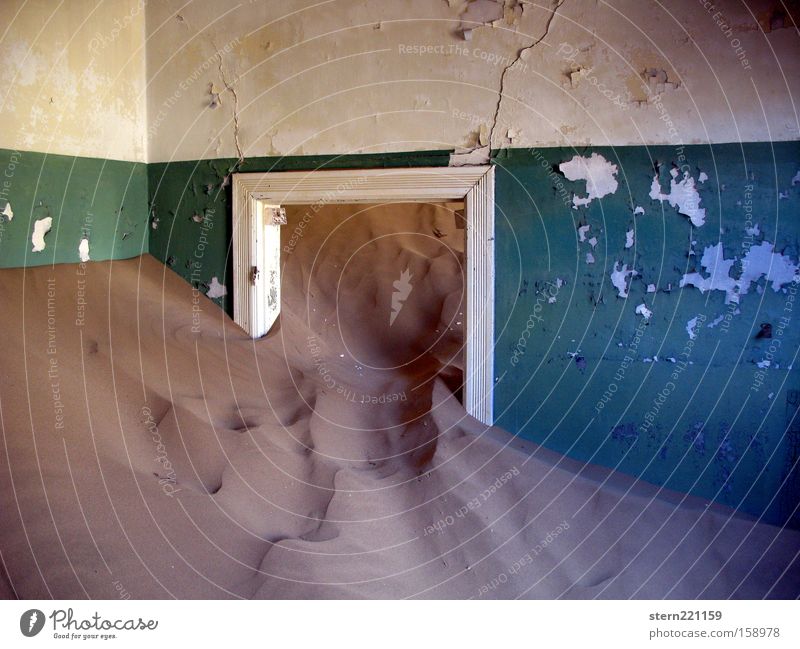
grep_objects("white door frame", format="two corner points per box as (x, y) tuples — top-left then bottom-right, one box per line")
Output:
(232, 166), (495, 426)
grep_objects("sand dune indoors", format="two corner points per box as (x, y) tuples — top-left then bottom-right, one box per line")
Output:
(1, 203), (798, 599)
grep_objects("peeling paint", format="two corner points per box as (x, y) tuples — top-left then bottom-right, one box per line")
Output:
(459, 0), (504, 29)
(649, 167), (706, 227)
(1, 202), (12, 221)
(31, 217), (52, 252)
(680, 241), (799, 304)
(686, 316), (700, 340)
(625, 229), (634, 248)
(633, 205), (644, 215)
(679, 243), (738, 302)
(206, 276), (227, 299)
(78, 238), (90, 262)
(449, 145), (490, 166)
(577, 224), (590, 242)
(635, 303), (652, 319)
(585, 252), (595, 264)
(559, 153), (619, 209)
(739, 241), (799, 294)
(610, 262), (636, 298)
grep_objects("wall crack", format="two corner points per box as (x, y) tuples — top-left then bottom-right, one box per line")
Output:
(450, 0), (565, 166)
(211, 38), (244, 172)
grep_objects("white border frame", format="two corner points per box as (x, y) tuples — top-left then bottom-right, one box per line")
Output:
(232, 166), (495, 425)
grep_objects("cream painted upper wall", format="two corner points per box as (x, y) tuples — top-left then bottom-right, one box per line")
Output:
(0, 0), (147, 162)
(145, 0), (800, 163)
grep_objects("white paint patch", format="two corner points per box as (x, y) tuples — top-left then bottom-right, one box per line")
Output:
(585, 252), (595, 264)
(635, 303), (652, 319)
(577, 224), (590, 242)
(679, 243), (739, 303)
(698, 171), (708, 183)
(792, 170), (800, 186)
(707, 314), (725, 328)
(559, 153), (618, 209)
(207, 277), (227, 299)
(649, 169), (706, 227)
(31, 217), (52, 252)
(779, 191), (789, 200)
(738, 241), (799, 295)
(610, 262), (636, 298)
(757, 359), (771, 369)
(625, 229), (634, 248)
(549, 277), (563, 302)
(745, 223), (760, 237)
(646, 283), (656, 293)
(686, 316), (700, 340)
(588, 236), (598, 248)
(1, 202), (12, 221)
(633, 206), (645, 215)
(78, 238), (90, 262)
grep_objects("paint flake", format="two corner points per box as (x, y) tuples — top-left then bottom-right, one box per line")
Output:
(31, 217), (52, 252)
(611, 262), (636, 298)
(585, 252), (595, 264)
(633, 206), (645, 215)
(207, 277), (227, 299)
(449, 145), (490, 167)
(559, 153), (619, 209)
(739, 241), (799, 294)
(577, 224), (590, 242)
(78, 238), (90, 262)
(625, 229), (634, 248)
(686, 316), (700, 340)
(649, 169), (706, 227)
(679, 243), (739, 303)
(1, 202), (12, 221)
(635, 303), (652, 319)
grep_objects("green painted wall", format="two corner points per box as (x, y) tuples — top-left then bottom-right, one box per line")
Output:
(493, 142), (800, 528)
(0, 148), (148, 268)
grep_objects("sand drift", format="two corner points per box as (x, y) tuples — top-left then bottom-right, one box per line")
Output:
(0, 203), (797, 598)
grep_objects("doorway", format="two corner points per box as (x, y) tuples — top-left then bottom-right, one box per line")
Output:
(232, 167), (495, 425)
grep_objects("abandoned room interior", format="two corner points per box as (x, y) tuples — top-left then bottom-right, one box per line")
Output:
(0, 0), (799, 613)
